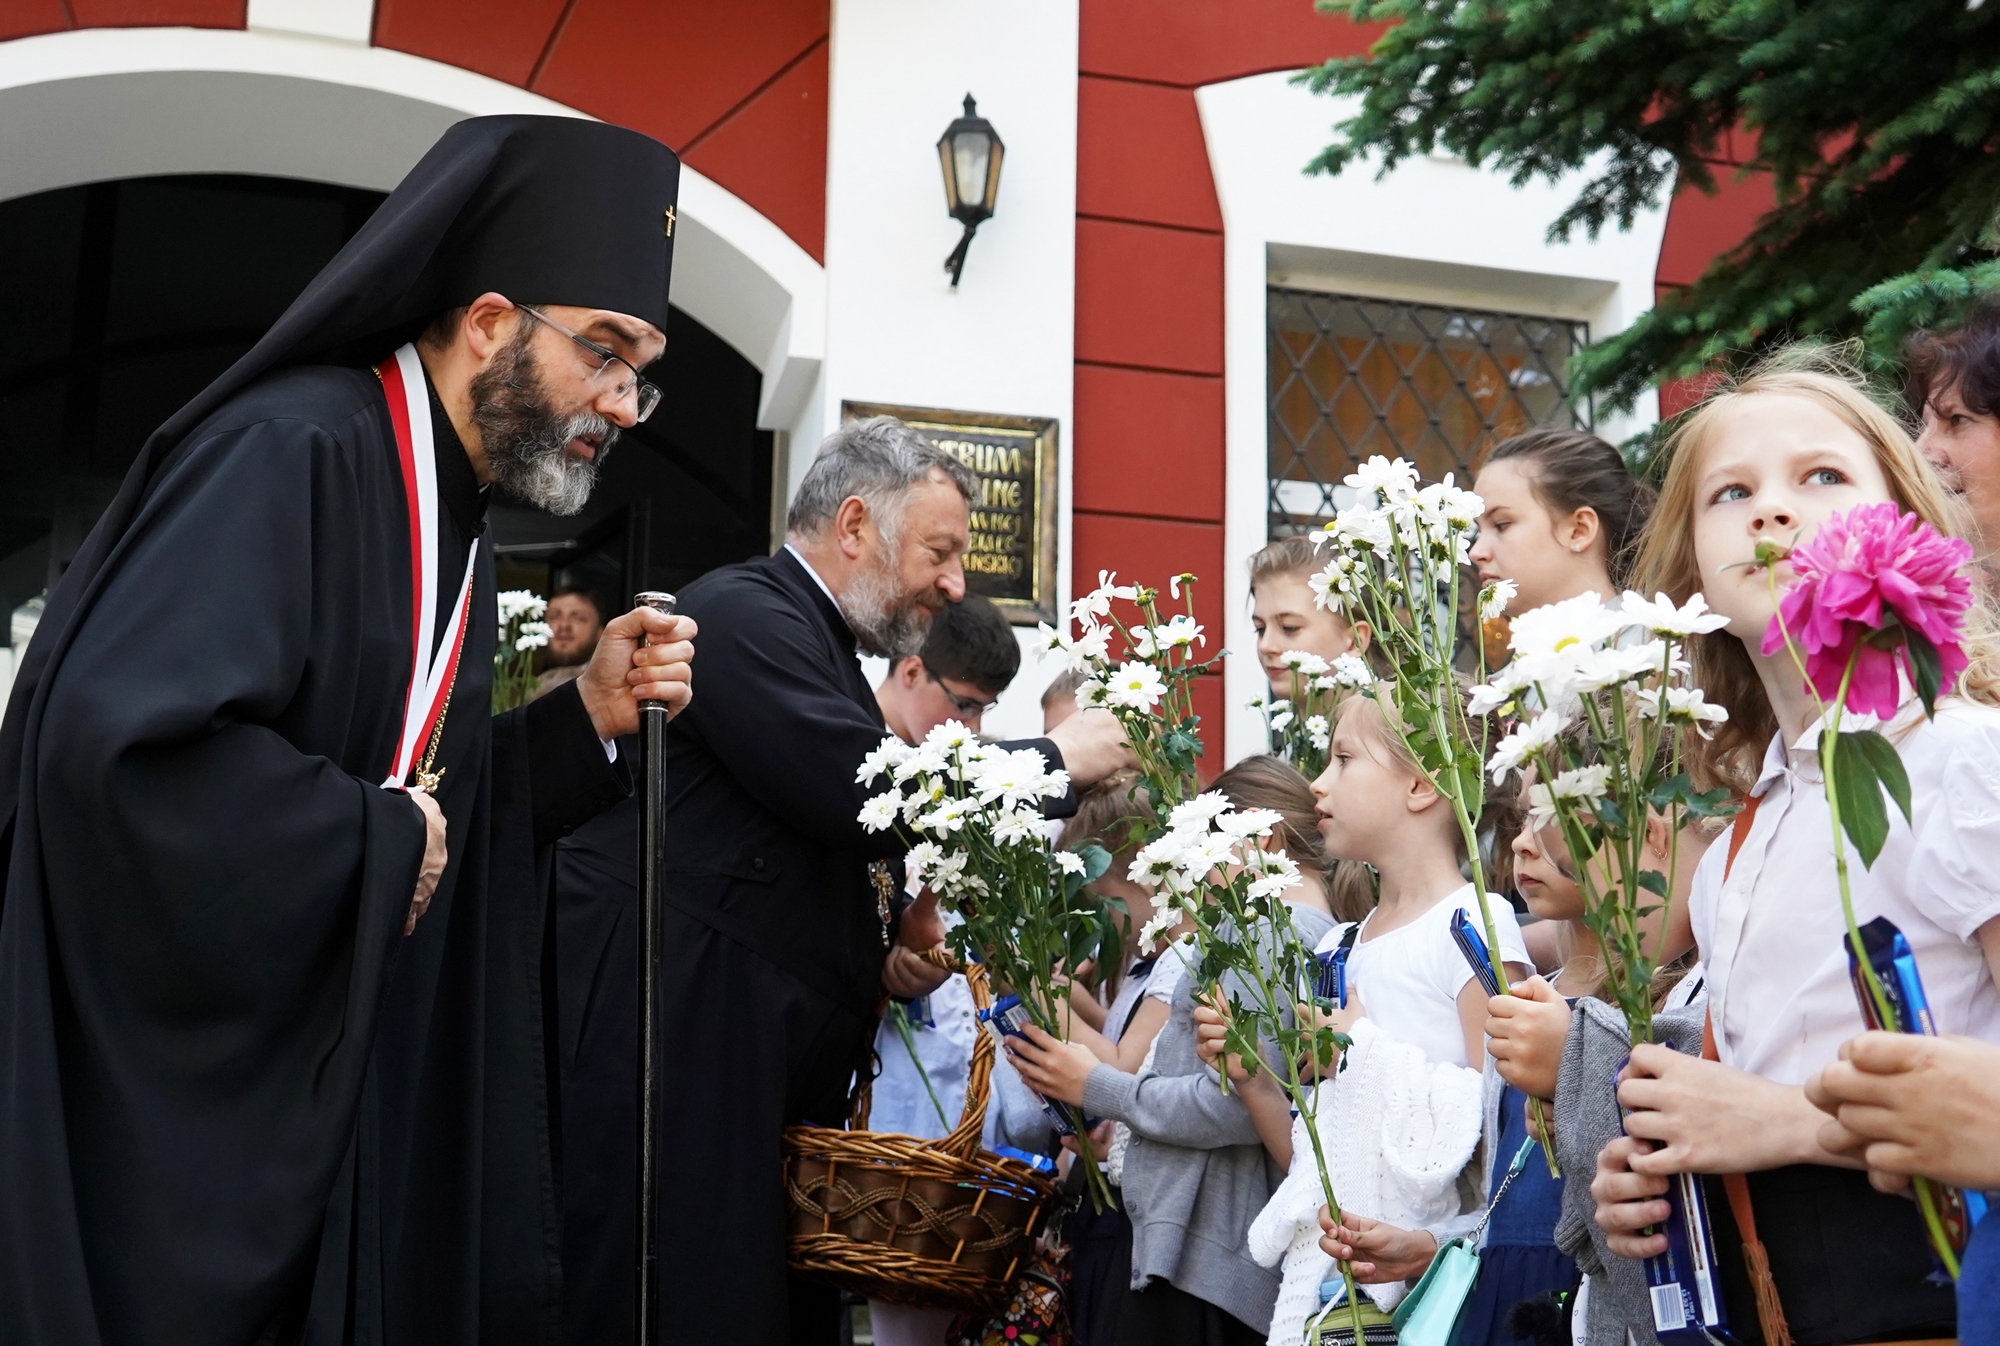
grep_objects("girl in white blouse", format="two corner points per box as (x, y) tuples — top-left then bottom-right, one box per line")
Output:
(1592, 347), (2000, 1343)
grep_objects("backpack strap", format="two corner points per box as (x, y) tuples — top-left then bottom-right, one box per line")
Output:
(1706, 790), (1792, 1346)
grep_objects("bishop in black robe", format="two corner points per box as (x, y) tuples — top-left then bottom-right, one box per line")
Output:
(0, 116), (686, 1345)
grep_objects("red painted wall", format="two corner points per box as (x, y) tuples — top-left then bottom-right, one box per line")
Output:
(1072, 0), (1372, 762)
(0, 0), (831, 261)
(374, 0), (830, 260)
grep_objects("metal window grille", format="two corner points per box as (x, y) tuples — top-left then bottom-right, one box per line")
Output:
(1267, 288), (1590, 536)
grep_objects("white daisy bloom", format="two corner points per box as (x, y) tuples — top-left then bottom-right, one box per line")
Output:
(1487, 707), (1569, 783)
(1619, 590), (1731, 638)
(856, 736), (912, 785)
(498, 589), (547, 621)
(1103, 661), (1167, 712)
(904, 840), (943, 882)
(991, 808), (1043, 846)
(1282, 650), (1331, 676)
(1167, 792), (1232, 832)
(1506, 593), (1627, 661)
(1637, 685), (1730, 736)
(1550, 763), (1612, 804)
(1329, 653), (1374, 688)
(1305, 715), (1331, 752)
(1137, 907), (1182, 948)
(1156, 615), (1205, 649)
(1344, 455), (1421, 504)
(1479, 578), (1519, 621)
(1054, 850), (1088, 876)
(857, 794), (900, 832)
(513, 621), (552, 652)
(1215, 807), (1283, 841)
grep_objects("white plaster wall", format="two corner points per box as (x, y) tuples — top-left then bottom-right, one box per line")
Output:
(0, 26), (826, 450)
(1197, 71), (1673, 763)
(821, 0), (1079, 743)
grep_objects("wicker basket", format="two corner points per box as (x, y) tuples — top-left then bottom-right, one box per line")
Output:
(782, 951), (1059, 1310)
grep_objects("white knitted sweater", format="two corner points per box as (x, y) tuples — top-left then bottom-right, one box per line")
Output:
(1247, 1019), (1484, 1346)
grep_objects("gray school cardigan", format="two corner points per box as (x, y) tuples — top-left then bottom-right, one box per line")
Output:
(1081, 906), (1338, 1335)
(1552, 993), (1707, 1346)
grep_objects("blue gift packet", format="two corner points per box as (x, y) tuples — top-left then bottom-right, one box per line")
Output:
(980, 993), (1102, 1138)
(1847, 917), (1988, 1257)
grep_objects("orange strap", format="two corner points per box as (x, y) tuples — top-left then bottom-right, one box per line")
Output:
(1704, 792), (1793, 1345)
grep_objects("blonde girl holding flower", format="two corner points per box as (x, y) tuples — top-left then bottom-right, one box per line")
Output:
(1195, 694), (1531, 1343)
(1592, 347), (2000, 1344)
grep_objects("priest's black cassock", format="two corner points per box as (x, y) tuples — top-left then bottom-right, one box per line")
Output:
(0, 116), (679, 1345)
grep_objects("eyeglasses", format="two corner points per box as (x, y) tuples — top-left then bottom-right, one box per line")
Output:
(516, 304), (662, 423)
(923, 661), (999, 718)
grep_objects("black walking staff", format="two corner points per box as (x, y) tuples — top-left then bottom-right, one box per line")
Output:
(633, 589), (677, 1346)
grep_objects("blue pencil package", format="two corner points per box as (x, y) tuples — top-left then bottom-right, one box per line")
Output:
(1313, 929), (1357, 1007)
(1639, 1167), (1733, 1342)
(979, 993), (1102, 1138)
(1846, 917), (1989, 1260)
(1449, 907), (1502, 998)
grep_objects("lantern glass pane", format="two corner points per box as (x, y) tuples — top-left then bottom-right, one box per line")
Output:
(953, 132), (991, 209)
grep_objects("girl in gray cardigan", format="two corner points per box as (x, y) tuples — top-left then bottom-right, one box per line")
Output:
(1009, 757), (1340, 1346)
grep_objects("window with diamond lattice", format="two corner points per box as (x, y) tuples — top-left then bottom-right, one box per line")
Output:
(1267, 289), (1589, 535)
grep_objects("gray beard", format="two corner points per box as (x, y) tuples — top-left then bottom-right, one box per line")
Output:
(840, 549), (933, 659)
(469, 329), (616, 516)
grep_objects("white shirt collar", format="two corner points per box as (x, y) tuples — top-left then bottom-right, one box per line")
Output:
(783, 542), (841, 609)
(1752, 691), (1924, 797)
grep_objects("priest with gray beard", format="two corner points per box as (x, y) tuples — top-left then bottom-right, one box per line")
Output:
(647, 414), (1132, 1345)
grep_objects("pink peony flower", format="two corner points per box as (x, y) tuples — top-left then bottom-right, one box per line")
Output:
(1760, 501), (1974, 719)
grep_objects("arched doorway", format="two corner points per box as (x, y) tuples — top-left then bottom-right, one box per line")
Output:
(0, 172), (774, 663)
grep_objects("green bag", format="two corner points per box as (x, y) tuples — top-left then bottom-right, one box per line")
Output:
(1389, 1137), (1538, 1346)
(1306, 1291), (1397, 1346)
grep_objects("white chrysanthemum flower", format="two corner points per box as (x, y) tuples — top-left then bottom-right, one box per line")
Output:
(904, 840), (943, 882)
(1103, 661), (1167, 712)
(1167, 793), (1232, 832)
(1282, 650), (1331, 676)
(1128, 835), (1188, 888)
(1055, 850), (1088, 876)
(1076, 678), (1111, 710)
(1269, 706), (1295, 731)
(1070, 570), (1139, 625)
(916, 799), (975, 834)
(1246, 859), (1301, 903)
(1466, 680), (1515, 718)
(1155, 615), (1205, 649)
(1073, 623), (1111, 666)
(856, 736), (911, 785)
(1637, 685), (1730, 737)
(1525, 782), (1559, 831)
(498, 590), (547, 621)
(1216, 807), (1283, 840)
(1488, 708), (1569, 782)
(1334, 503), (1395, 557)
(969, 746), (1059, 807)
(894, 743), (948, 784)
(1307, 565), (1341, 612)
(513, 621), (552, 651)
(1479, 578), (1519, 621)
(1306, 714), (1331, 751)
(1345, 455), (1421, 504)
(1329, 653), (1374, 688)
(1619, 590), (1731, 638)
(857, 794), (899, 832)
(1137, 907), (1182, 948)
(1550, 763), (1612, 803)
(991, 808), (1043, 846)
(923, 720), (976, 753)
(1506, 592), (1627, 660)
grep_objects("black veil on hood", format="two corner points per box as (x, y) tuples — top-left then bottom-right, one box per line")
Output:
(0, 114), (680, 828)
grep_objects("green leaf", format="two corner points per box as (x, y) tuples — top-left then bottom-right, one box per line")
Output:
(1844, 728), (1913, 830)
(1636, 868), (1670, 898)
(1829, 731), (1892, 868)
(1904, 626), (1945, 718)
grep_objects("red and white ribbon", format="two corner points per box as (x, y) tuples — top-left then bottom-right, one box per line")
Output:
(377, 342), (479, 790)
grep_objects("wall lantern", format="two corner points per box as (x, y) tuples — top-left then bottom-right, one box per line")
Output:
(937, 93), (1004, 287)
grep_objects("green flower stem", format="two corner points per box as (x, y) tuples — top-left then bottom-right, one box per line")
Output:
(1767, 583), (1960, 1278)
(887, 1000), (952, 1133)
